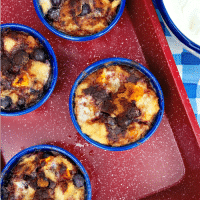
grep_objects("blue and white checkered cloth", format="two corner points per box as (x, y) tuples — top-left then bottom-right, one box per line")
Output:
(153, 1), (200, 126)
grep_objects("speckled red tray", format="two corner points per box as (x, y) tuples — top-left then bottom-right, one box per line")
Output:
(1, 0), (200, 199)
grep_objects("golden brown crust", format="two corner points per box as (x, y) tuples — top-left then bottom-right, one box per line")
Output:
(41, 0), (121, 36)
(2, 151), (85, 200)
(1, 30), (52, 111)
(74, 65), (160, 146)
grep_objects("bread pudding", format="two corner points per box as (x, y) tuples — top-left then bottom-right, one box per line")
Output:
(74, 64), (160, 147)
(40, 0), (121, 36)
(1, 29), (52, 112)
(1, 151), (86, 200)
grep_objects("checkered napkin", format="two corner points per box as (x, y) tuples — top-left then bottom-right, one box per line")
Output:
(153, 1), (200, 126)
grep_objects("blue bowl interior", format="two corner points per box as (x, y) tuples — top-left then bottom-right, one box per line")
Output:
(33, 0), (126, 41)
(1, 144), (92, 200)
(155, 0), (200, 54)
(1, 23), (58, 116)
(69, 58), (165, 151)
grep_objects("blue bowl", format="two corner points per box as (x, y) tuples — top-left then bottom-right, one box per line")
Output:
(1, 144), (92, 200)
(1, 23), (58, 116)
(33, 0), (126, 41)
(155, 0), (200, 56)
(69, 58), (165, 151)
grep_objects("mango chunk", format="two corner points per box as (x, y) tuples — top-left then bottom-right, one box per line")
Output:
(62, 169), (71, 179)
(26, 36), (38, 48)
(117, 82), (144, 102)
(13, 73), (30, 87)
(37, 178), (49, 187)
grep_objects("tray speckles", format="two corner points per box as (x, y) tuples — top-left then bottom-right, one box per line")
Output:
(1, 0), (200, 199)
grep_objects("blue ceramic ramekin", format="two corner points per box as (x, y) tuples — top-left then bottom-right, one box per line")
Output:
(33, 0), (126, 41)
(155, 0), (200, 56)
(69, 58), (165, 151)
(1, 23), (58, 116)
(1, 144), (92, 200)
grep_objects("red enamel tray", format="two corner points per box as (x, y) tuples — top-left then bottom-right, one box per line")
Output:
(1, 0), (200, 199)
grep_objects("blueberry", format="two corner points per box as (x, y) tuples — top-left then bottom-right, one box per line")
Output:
(23, 174), (31, 181)
(30, 88), (38, 94)
(127, 74), (140, 83)
(47, 7), (60, 21)
(1, 55), (12, 75)
(34, 188), (51, 199)
(1, 78), (12, 90)
(1, 96), (12, 109)
(13, 50), (29, 66)
(42, 151), (54, 159)
(73, 174), (85, 188)
(127, 107), (141, 119)
(18, 97), (26, 108)
(101, 99), (116, 114)
(48, 180), (56, 189)
(79, 3), (91, 16)
(107, 130), (120, 141)
(117, 115), (132, 128)
(11, 65), (21, 73)
(1, 187), (9, 199)
(107, 116), (117, 126)
(33, 49), (45, 62)
(51, 0), (62, 6)
(24, 183), (29, 189)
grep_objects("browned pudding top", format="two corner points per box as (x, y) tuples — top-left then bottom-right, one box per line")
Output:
(1, 29), (52, 111)
(2, 151), (85, 200)
(40, 0), (121, 36)
(74, 65), (160, 146)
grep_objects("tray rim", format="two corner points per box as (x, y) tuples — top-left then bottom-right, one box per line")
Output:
(144, 0), (200, 140)
(1, 0), (200, 199)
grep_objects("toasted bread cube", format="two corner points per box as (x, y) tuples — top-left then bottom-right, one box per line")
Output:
(29, 60), (51, 85)
(4, 37), (17, 53)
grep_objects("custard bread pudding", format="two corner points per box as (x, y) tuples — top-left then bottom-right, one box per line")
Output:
(40, 0), (121, 36)
(1, 29), (52, 112)
(1, 151), (85, 200)
(74, 65), (160, 147)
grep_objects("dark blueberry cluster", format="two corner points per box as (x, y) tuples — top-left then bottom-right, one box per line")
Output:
(45, 0), (92, 22)
(45, 0), (63, 22)
(1, 151), (86, 199)
(83, 84), (142, 142)
(79, 3), (91, 16)
(73, 174), (85, 188)
(1, 30), (50, 111)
